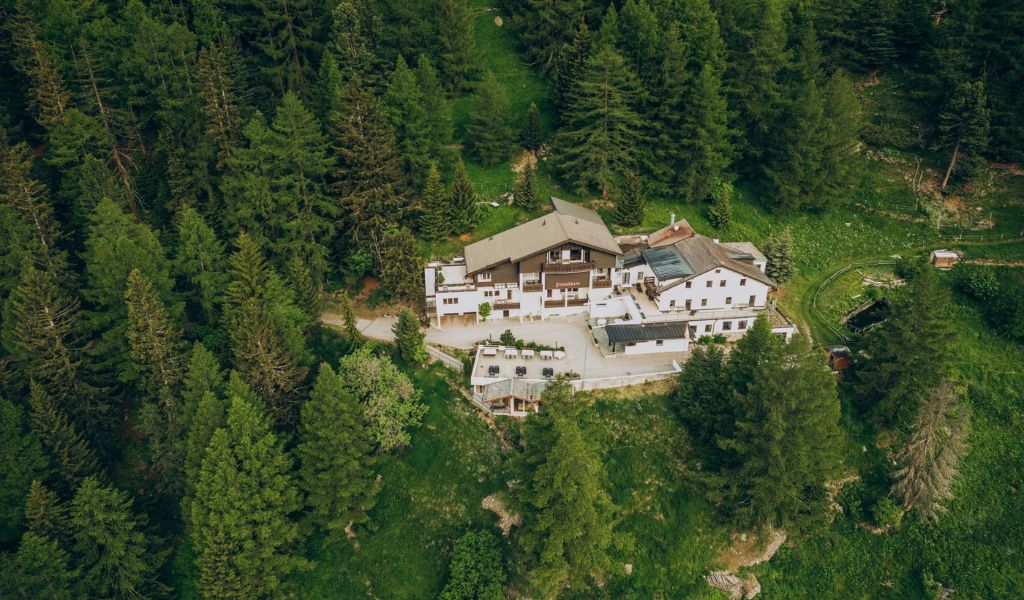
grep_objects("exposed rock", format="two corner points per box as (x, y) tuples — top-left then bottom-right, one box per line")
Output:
(742, 573), (761, 599)
(482, 493), (521, 535)
(623, 563), (633, 575)
(705, 571), (761, 600)
(494, 16), (503, 26)
(717, 527), (787, 572)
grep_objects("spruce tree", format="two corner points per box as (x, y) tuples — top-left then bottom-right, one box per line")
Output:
(383, 56), (435, 179)
(440, 530), (506, 600)
(125, 269), (185, 399)
(393, 308), (428, 364)
(513, 162), (540, 210)
(616, 0), (661, 87)
(448, 158), (479, 234)
(27, 381), (99, 487)
(819, 70), (862, 198)
(521, 101), (543, 150)
(70, 477), (163, 599)
(24, 480), (70, 543)
(612, 170), (646, 227)
(5, 5), (70, 131)
(938, 80), (990, 188)
(764, 227), (795, 282)
(518, 0), (586, 72)
(420, 162), (451, 239)
(1, 533), (76, 599)
(339, 345), (426, 452)
(858, 266), (957, 424)
(181, 342), (225, 433)
(325, 0), (379, 84)
(0, 141), (68, 280)
(196, 43), (243, 169)
(554, 45), (645, 199)
(338, 292), (365, 347)
(435, 0), (477, 92)
(182, 391), (228, 511)
(191, 397), (307, 598)
(521, 379), (618, 596)
(0, 397), (50, 537)
(330, 77), (410, 247)
(296, 363), (378, 543)
(550, 18), (592, 113)
(466, 72), (515, 166)
(221, 113), (276, 244)
(415, 55), (454, 154)
(707, 181), (734, 229)
(379, 227), (425, 303)
(174, 207), (229, 327)
(670, 344), (729, 461)
(892, 381), (970, 522)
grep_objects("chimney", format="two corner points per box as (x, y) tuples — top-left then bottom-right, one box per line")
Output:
(670, 213), (676, 225)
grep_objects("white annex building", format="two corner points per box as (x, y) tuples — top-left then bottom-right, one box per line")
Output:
(424, 198), (796, 415)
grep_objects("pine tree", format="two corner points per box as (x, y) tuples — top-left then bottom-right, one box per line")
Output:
(440, 530), (506, 600)
(27, 381), (99, 487)
(285, 254), (321, 318)
(174, 207), (229, 327)
(517, 0), (586, 71)
(378, 227), (425, 303)
(707, 181), (734, 229)
(420, 162), (451, 239)
(521, 379), (618, 597)
(125, 269), (185, 399)
(670, 344), (730, 461)
(554, 45), (645, 199)
(246, 0), (319, 98)
(181, 342), (226, 436)
(415, 55), (454, 154)
(182, 391), (228, 511)
(191, 397), (307, 598)
(23, 480), (70, 543)
(196, 43), (243, 169)
(520, 101), (543, 150)
(70, 477), (163, 599)
(938, 80), (990, 188)
(339, 345), (426, 452)
(330, 77), (410, 247)
(1, 533), (76, 599)
(383, 56), (435, 179)
(436, 0), (477, 92)
(466, 72), (515, 166)
(393, 308), (427, 364)
(337, 292), (365, 347)
(449, 158), (479, 234)
(892, 381), (970, 522)
(513, 162), (540, 210)
(719, 325), (842, 529)
(764, 227), (795, 282)
(297, 363), (378, 543)
(858, 266), (957, 424)
(326, 0), (378, 84)
(612, 170), (646, 227)
(0, 396), (50, 537)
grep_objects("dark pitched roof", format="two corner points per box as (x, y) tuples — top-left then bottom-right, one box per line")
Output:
(641, 246), (694, 280)
(606, 322), (687, 343)
(658, 235), (774, 289)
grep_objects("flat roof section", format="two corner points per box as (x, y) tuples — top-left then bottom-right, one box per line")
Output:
(606, 322), (688, 343)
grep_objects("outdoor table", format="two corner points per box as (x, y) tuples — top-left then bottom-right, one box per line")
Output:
(539, 350), (553, 360)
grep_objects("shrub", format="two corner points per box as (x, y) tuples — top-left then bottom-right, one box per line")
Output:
(479, 302), (492, 319)
(499, 329), (515, 346)
(872, 496), (904, 530)
(962, 267), (999, 301)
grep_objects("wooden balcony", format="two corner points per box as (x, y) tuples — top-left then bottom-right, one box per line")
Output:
(592, 277), (612, 288)
(543, 260), (595, 273)
(544, 297), (589, 308)
(492, 300), (521, 309)
(523, 282), (543, 292)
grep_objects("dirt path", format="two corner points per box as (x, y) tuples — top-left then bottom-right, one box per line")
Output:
(963, 258), (1024, 267)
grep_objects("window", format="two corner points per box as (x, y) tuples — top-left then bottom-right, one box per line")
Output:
(622, 271), (631, 284)
(443, 298), (458, 305)
(738, 320), (748, 330)
(749, 294), (756, 306)
(478, 272), (492, 282)
(685, 299), (692, 310)
(725, 297), (732, 305)
(722, 321), (732, 331)
(685, 281), (692, 289)
(706, 280), (713, 288)
(701, 299), (708, 307)
(656, 340), (664, 346)
(740, 278), (747, 286)
(548, 250), (559, 261)
(669, 300), (676, 308)
(720, 280), (726, 287)
(570, 248), (582, 261)
(582, 249), (591, 261)
(715, 269), (721, 274)
(546, 289), (553, 298)
(704, 324), (713, 333)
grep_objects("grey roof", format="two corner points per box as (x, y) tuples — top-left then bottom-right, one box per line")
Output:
(606, 322), (687, 343)
(463, 198), (621, 274)
(657, 235), (775, 290)
(641, 246), (694, 280)
(621, 248), (646, 268)
(721, 241), (767, 263)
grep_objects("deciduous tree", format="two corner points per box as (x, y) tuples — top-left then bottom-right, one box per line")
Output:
(440, 530), (505, 600)
(339, 345), (426, 451)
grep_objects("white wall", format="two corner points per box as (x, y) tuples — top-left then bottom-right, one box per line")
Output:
(622, 337), (689, 355)
(589, 296), (632, 320)
(656, 267), (769, 312)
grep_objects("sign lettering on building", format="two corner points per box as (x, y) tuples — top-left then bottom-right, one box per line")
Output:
(554, 281), (581, 288)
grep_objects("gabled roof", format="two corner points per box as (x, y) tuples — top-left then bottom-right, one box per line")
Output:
(606, 322), (687, 343)
(463, 198), (621, 274)
(648, 220), (695, 247)
(657, 235), (775, 289)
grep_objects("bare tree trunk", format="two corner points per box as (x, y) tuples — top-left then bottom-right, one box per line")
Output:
(941, 141), (960, 190)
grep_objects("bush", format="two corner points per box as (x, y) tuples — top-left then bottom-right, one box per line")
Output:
(479, 302), (492, 319)
(872, 496), (904, 530)
(836, 480), (868, 522)
(712, 334), (728, 344)
(961, 267), (999, 301)
(499, 329), (515, 346)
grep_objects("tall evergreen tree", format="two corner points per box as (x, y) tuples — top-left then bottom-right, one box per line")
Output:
(520, 101), (543, 150)
(296, 363), (378, 543)
(393, 308), (427, 364)
(448, 158), (479, 233)
(435, 0), (477, 92)
(612, 169), (646, 227)
(330, 77), (410, 247)
(440, 530), (506, 600)
(378, 226), (425, 303)
(517, 0), (586, 72)
(764, 227), (795, 282)
(670, 343), (730, 461)
(221, 112), (276, 243)
(0, 396), (50, 539)
(513, 162), (540, 210)
(420, 162), (451, 239)
(325, 0), (380, 84)
(465, 72), (515, 166)
(707, 181), (734, 229)
(337, 292), (365, 347)
(415, 55), (454, 154)
(0, 532), (77, 599)
(938, 80), (990, 188)
(5, 4), (70, 131)
(0, 141), (68, 281)
(616, 0), (661, 87)
(70, 477), (163, 599)
(27, 381), (99, 487)
(125, 269), (185, 400)
(819, 70), (862, 198)
(858, 266), (957, 424)
(23, 480), (70, 543)
(383, 56), (435, 179)
(174, 207), (229, 327)
(191, 397), (307, 598)
(196, 43), (243, 169)
(521, 379), (618, 597)
(892, 381), (970, 522)
(554, 45), (645, 198)
(550, 18), (592, 114)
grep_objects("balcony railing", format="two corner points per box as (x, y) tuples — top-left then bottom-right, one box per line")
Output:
(436, 282), (475, 292)
(523, 282), (542, 292)
(543, 260), (595, 273)
(544, 297), (589, 308)
(492, 300), (521, 309)
(592, 277), (612, 288)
